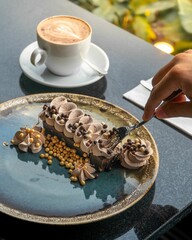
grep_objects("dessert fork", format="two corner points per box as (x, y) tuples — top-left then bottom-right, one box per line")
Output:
(110, 88), (183, 149)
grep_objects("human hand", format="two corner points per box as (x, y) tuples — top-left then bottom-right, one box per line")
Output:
(142, 49), (192, 121)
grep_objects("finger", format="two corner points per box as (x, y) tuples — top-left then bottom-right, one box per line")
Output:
(143, 61), (187, 121)
(143, 74), (181, 121)
(152, 58), (176, 86)
(142, 89), (161, 121)
(152, 50), (192, 86)
(155, 101), (192, 119)
(185, 49), (192, 54)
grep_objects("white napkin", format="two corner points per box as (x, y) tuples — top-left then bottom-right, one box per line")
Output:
(123, 78), (192, 137)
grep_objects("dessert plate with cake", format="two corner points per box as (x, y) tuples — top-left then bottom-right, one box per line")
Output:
(0, 93), (159, 225)
(19, 41), (109, 88)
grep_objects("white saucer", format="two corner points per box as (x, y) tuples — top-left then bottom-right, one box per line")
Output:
(19, 41), (109, 88)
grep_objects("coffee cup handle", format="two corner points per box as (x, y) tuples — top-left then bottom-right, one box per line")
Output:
(30, 48), (47, 66)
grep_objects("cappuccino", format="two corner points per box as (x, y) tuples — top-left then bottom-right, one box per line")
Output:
(37, 15), (91, 44)
(31, 15), (92, 75)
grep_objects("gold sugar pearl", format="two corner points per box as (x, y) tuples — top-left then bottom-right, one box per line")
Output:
(30, 129), (35, 134)
(60, 161), (65, 166)
(84, 158), (90, 163)
(68, 169), (73, 174)
(45, 147), (50, 152)
(70, 176), (78, 182)
(40, 153), (45, 158)
(35, 134), (41, 138)
(80, 180), (85, 186)
(29, 138), (34, 143)
(140, 146), (146, 152)
(74, 143), (80, 148)
(47, 159), (52, 165)
(35, 142), (40, 147)
(70, 165), (75, 170)
(26, 128), (31, 133)
(19, 132), (24, 138)
(83, 153), (88, 158)
(40, 133), (92, 185)
(134, 138), (140, 143)
(58, 155), (63, 161)
(46, 134), (51, 140)
(49, 150), (53, 155)
(65, 163), (71, 169)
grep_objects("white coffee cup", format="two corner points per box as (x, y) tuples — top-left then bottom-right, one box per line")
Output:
(30, 15), (92, 76)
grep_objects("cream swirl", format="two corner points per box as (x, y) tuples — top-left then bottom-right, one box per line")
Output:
(54, 108), (84, 133)
(50, 96), (67, 109)
(79, 122), (104, 153)
(120, 138), (153, 169)
(71, 162), (96, 185)
(11, 126), (45, 153)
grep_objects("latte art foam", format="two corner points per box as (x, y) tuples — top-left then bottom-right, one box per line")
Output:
(37, 16), (91, 44)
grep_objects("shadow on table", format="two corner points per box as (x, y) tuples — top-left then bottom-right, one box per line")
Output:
(0, 184), (154, 240)
(19, 73), (107, 100)
(0, 183), (178, 240)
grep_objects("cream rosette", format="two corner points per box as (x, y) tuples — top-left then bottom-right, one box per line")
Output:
(11, 126), (45, 153)
(73, 115), (94, 143)
(120, 138), (153, 169)
(54, 115), (67, 132)
(54, 109), (84, 133)
(92, 137), (115, 159)
(73, 124), (90, 144)
(78, 115), (94, 125)
(79, 123), (104, 153)
(40, 96), (68, 125)
(71, 162), (96, 184)
(63, 118), (80, 138)
(50, 96), (67, 109)
(58, 102), (77, 115)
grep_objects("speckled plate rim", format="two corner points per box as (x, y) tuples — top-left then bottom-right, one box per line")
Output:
(0, 93), (159, 225)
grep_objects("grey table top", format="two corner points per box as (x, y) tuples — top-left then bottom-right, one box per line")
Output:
(0, 0), (191, 239)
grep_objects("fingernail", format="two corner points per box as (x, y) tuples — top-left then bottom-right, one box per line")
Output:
(142, 114), (149, 121)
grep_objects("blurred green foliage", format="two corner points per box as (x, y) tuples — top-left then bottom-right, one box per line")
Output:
(71, 0), (192, 54)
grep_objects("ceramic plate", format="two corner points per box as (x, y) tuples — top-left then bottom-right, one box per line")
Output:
(0, 93), (159, 225)
(19, 42), (109, 88)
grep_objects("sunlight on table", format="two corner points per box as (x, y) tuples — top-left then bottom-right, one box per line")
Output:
(154, 42), (174, 54)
